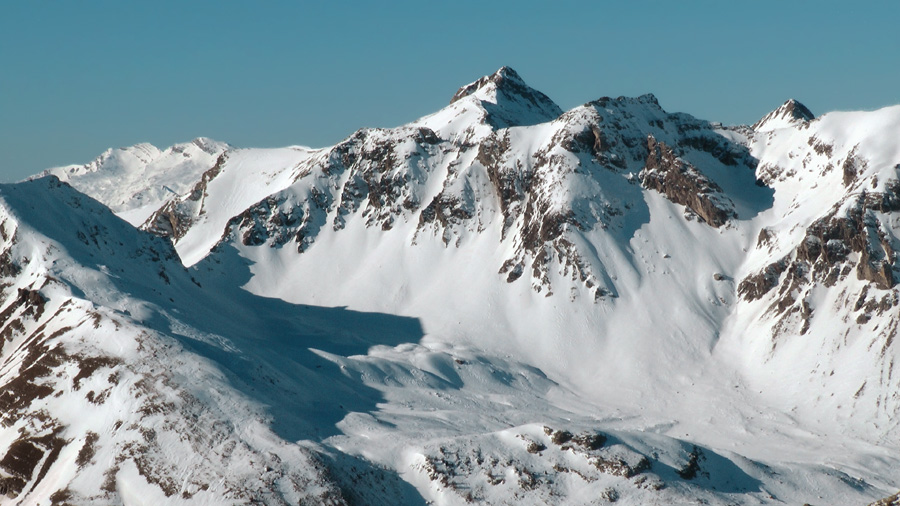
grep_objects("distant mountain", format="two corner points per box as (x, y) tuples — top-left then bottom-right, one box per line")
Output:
(3, 67), (900, 505)
(35, 137), (230, 225)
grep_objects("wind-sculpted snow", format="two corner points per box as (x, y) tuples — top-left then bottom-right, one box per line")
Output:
(9, 68), (900, 504)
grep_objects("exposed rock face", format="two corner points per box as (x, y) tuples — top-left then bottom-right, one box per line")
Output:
(842, 146), (867, 187)
(143, 153), (229, 240)
(739, 183), (900, 339)
(737, 258), (788, 302)
(224, 126), (446, 252)
(870, 491), (900, 506)
(640, 135), (736, 227)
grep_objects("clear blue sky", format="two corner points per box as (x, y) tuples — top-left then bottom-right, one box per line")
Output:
(2, 1), (898, 182)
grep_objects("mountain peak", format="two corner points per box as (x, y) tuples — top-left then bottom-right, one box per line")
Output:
(440, 66), (562, 131)
(753, 98), (815, 131)
(450, 66), (560, 114)
(450, 66), (528, 104)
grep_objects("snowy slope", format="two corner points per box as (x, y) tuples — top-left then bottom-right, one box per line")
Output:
(0, 177), (358, 505)
(141, 146), (321, 266)
(721, 103), (900, 432)
(7, 68), (900, 505)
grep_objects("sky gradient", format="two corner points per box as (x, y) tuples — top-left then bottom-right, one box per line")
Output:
(2, 1), (898, 182)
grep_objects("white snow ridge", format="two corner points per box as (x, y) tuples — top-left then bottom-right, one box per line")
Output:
(3, 67), (900, 505)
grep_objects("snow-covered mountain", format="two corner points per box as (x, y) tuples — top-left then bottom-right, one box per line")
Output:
(34, 138), (230, 225)
(4, 67), (900, 505)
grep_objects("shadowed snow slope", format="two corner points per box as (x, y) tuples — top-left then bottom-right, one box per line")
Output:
(5, 68), (900, 505)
